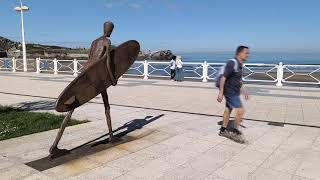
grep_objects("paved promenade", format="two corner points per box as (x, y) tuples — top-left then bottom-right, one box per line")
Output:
(0, 72), (320, 180)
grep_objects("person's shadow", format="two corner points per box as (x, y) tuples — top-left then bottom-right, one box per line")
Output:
(26, 114), (164, 171)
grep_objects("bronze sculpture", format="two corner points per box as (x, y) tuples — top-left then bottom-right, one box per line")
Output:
(49, 21), (140, 157)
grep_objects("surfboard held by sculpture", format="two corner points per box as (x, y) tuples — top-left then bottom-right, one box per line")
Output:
(55, 40), (140, 112)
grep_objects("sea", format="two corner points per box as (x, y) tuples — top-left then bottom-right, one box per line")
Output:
(179, 52), (320, 65)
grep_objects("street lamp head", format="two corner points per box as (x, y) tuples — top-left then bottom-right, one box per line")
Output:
(14, 5), (29, 11)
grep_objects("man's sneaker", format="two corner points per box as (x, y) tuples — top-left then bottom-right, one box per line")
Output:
(231, 128), (242, 135)
(220, 128), (246, 144)
(219, 129), (232, 138)
(230, 129), (246, 144)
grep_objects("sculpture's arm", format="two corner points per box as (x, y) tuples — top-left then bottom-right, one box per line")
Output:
(104, 39), (117, 86)
(88, 41), (96, 61)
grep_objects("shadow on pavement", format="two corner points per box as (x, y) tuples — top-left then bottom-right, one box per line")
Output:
(16, 100), (56, 111)
(25, 114), (164, 171)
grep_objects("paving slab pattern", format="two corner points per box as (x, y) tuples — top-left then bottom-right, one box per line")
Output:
(0, 72), (320, 179)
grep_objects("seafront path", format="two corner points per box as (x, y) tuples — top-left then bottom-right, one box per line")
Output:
(0, 71), (320, 180)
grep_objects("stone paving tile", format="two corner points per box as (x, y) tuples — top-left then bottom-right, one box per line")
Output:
(203, 174), (229, 180)
(113, 173), (146, 180)
(312, 136), (320, 151)
(247, 167), (293, 180)
(295, 150), (320, 180)
(42, 157), (102, 179)
(68, 165), (125, 180)
(106, 150), (157, 171)
(0, 155), (16, 170)
(210, 160), (258, 180)
(22, 172), (55, 180)
(127, 158), (175, 180)
(231, 148), (271, 166)
(185, 144), (243, 175)
(156, 164), (208, 180)
(0, 164), (38, 180)
(247, 133), (288, 153)
(136, 143), (178, 159)
(116, 138), (156, 152)
(86, 147), (131, 165)
(292, 175), (316, 180)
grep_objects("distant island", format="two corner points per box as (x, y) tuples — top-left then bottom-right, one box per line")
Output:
(0, 36), (174, 60)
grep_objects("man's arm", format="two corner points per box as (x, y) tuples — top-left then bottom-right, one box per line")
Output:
(88, 41), (95, 60)
(217, 60), (235, 103)
(217, 76), (226, 102)
(104, 39), (117, 86)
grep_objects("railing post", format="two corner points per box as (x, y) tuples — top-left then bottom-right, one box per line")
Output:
(143, 60), (149, 80)
(73, 58), (78, 76)
(276, 62), (283, 86)
(202, 61), (208, 82)
(53, 58), (58, 75)
(12, 57), (16, 72)
(36, 58), (40, 73)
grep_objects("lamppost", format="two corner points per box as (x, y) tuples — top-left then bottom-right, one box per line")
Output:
(14, 0), (29, 72)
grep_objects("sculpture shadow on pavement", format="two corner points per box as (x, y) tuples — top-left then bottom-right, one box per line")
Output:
(25, 114), (164, 171)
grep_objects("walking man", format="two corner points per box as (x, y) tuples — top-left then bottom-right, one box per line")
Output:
(169, 55), (176, 81)
(217, 46), (249, 142)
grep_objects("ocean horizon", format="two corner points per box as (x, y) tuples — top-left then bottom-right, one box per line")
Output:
(178, 51), (320, 65)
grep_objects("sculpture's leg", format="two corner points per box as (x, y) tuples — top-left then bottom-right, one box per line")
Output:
(101, 90), (116, 143)
(49, 110), (74, 155)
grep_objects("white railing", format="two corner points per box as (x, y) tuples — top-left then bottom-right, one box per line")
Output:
(282, 64), (320, 85)
(0, 58), (14, 71)
(1, 57), (320, 86)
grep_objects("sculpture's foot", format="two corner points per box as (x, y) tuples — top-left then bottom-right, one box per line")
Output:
(109, 136), (121, 144)
(49, 147), (70, 159)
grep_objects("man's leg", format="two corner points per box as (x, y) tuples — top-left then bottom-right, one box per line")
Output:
(222, 108), (231, 128)
(101, 90), (115, 142)
(234, 107), (245, 129)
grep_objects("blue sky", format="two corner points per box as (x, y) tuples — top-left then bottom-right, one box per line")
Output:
(1, 0), (320, 52)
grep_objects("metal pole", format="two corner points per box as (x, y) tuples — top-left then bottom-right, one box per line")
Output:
(276, 62), (283, 87)
(73, 59), (78, 76)
(36, 58), (40, 74)
(20, 0), (27, 72)
(143, 60), (149, 80)
(202, 61), (208, 82)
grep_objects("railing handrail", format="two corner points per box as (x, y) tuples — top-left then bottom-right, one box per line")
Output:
(1, 57), (320, 86)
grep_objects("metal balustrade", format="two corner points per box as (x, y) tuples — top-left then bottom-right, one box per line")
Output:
(124, 61), (144, 77)
(242, 63), (278, 83)
(15, 59), (24, 71)
(0, 58), (13, 71)
(207, 63), (224, 80)
(282, 65), (320, 85)
(1, 57), (319, 86)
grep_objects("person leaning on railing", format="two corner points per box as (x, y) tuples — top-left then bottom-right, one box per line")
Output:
(169, 55), (176, 81)
(175, 56), (183, 82)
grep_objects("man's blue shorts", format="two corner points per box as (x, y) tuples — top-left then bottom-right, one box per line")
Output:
(225, 95), (243, 109)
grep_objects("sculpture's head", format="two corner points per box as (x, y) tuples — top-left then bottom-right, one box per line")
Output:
(104, 21), (114, 37)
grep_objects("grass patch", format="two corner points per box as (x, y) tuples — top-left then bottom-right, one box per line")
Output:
(0, 106), (88, 141)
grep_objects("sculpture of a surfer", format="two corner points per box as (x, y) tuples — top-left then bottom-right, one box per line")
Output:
(49, 21), (140, 157)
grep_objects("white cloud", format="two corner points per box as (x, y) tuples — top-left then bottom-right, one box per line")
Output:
(105, 3), (113, 9)
(129, 3), (143, 9)
(104, 0), (145, 9)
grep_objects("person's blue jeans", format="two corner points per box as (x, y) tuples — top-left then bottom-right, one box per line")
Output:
(176, 68), (183, 81)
